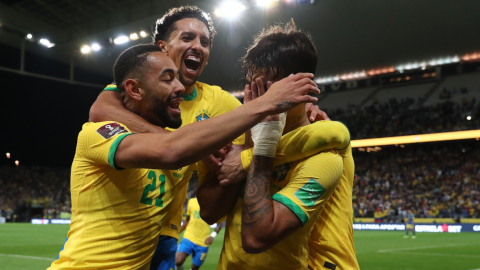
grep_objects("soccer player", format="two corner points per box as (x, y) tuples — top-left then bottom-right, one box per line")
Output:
(48, 44), (319, 270)
(197, 23), (356, 269)
(175, 196), (223, 270)
(88, 6), (327, 270)
(404, 209), (416, 239)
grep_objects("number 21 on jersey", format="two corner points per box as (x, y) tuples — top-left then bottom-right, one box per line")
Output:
(140, 170), (165, 207)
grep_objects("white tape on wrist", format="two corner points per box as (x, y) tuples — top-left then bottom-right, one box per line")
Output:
(251, 113), (287, 158)
(210, 232), (217, 238)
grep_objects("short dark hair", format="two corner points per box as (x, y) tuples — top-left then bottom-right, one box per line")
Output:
(242, 20), (317, 82)
(153, 6), (216, 47)
(113, 44), (162, 91)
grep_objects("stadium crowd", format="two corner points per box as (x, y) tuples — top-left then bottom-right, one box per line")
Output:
(353, 141), (480, 221)
(0, 165), (71, 221)
(329, 98), (480, 139)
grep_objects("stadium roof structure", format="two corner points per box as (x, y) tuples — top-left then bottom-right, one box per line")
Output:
(1, 0), (480, 91)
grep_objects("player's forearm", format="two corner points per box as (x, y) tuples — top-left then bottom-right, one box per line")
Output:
(242, 155), (276, 253)
(197, 171), (243, 224)
(214, 223), (223, 233)
(180, 218), (189, 233)
(90, 91), (166, 133)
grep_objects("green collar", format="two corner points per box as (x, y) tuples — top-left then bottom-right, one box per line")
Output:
(183, 87), (197, 101)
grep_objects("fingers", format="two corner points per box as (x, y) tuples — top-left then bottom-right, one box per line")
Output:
(251, 81), (258, 100)
(255, 78), (266, 96)
(294, 77), (317, 88)
(243, 84), (250, 104)
(266, 81), (272, 91)
(288, 73), (314, 82)
(209, 155), (222, 166)
(297, 95), (319, 104)
(297, 83), (320, 95)
(307, 104), (319, 122)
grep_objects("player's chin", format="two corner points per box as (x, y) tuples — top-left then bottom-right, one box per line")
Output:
(166, 114), (182, 129)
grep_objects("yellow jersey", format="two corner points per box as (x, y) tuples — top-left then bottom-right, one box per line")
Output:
(183, 198), (211, 247)
(48, 121), (192, 270)
(308, 144), (360, 270)
(197, 121), (352, 270)
(218, 149), (343, 270)
(102, 82), (244, 240)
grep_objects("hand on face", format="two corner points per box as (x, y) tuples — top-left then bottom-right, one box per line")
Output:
(254, 73), (320, 115)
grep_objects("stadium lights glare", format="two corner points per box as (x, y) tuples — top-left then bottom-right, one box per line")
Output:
(214, 1), (247, 18)
(39, 38), (55, 48)
(467, 116), (472, 121)
(114, 36), (129, 45)
(6, 153), (10, 159)
(26, 34), (33, 39)
(351, 130), (480, 148)
(140, 31), (148, 37)
(15, 160), (19, 166)
(257, 0), (273, 7)
(130, 33), (139, 40)
(91, 43), (101, 51)
(81, 45), (91, 54)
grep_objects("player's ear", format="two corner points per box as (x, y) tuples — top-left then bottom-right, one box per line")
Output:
(157, 40), (168, 54)
(124, 79), (143, 101)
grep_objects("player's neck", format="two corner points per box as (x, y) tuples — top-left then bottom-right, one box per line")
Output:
(283, 104), (309, 135)
(184, 84), (195, 96)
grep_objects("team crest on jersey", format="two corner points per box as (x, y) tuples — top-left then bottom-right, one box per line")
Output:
(196, 110), (211, 121)
(272, 163), (291, 182)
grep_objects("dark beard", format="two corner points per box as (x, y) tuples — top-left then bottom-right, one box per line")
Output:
(151, 96), (182, 129)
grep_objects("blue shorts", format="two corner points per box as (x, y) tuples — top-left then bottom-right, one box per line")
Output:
(177, 238), (209, 267)
(150, 236), (178, 270)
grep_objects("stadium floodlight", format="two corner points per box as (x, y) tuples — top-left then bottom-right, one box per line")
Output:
(91, 43), (101, 51)
(26, 34), (33, 39)
(215, 1), (247, 18)
(257, 0), (273, 7)
(15, 160), (19, 166)
(81, 45), (91, 54)
(6, 153), (10, 159)
(467, 116), (472, 121)
(130, 33), (139, 40)
(39, 38), (55, 48)
(114, 35), (129, 45)
(140, 31), (148, 37)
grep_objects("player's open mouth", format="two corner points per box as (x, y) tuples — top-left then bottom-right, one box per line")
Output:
(168, 99), (182, 114)
(183, 55), (201, 74)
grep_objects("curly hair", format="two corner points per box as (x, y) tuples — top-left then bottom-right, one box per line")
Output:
(153, 6), (216, 48)
(242, 19), (317, 82)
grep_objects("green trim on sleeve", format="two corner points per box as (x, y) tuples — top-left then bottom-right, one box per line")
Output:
(183, 87), (197, 101)
(108, 133), (133, 170)
(272, 193), (309, 226)
(102, 85), (121, 93)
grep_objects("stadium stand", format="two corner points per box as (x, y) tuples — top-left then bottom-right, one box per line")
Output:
(352, 141), (480, 222)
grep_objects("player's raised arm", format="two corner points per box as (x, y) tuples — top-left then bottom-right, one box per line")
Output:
(104, 44), (318, 171)
(90, 89), (168, 134)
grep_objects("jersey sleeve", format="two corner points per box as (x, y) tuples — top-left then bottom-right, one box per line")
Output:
(241, 121), (350, 171)
(78, 121), (134, 170)
(102, 83), (121, 93)
(272, 151), (343, 226)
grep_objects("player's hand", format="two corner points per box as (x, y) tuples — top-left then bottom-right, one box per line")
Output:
(250, 78), (280, 123)
(258, 73), (320, 115)
(215, 145), (247, 186)
(203, 143), (233, 168)
(305, 103), (330, 122)
(205, 237), (214, 245)
(243, 84), (254, 149)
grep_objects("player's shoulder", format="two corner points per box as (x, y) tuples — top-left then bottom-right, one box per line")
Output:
(196, 82), (238, 101)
